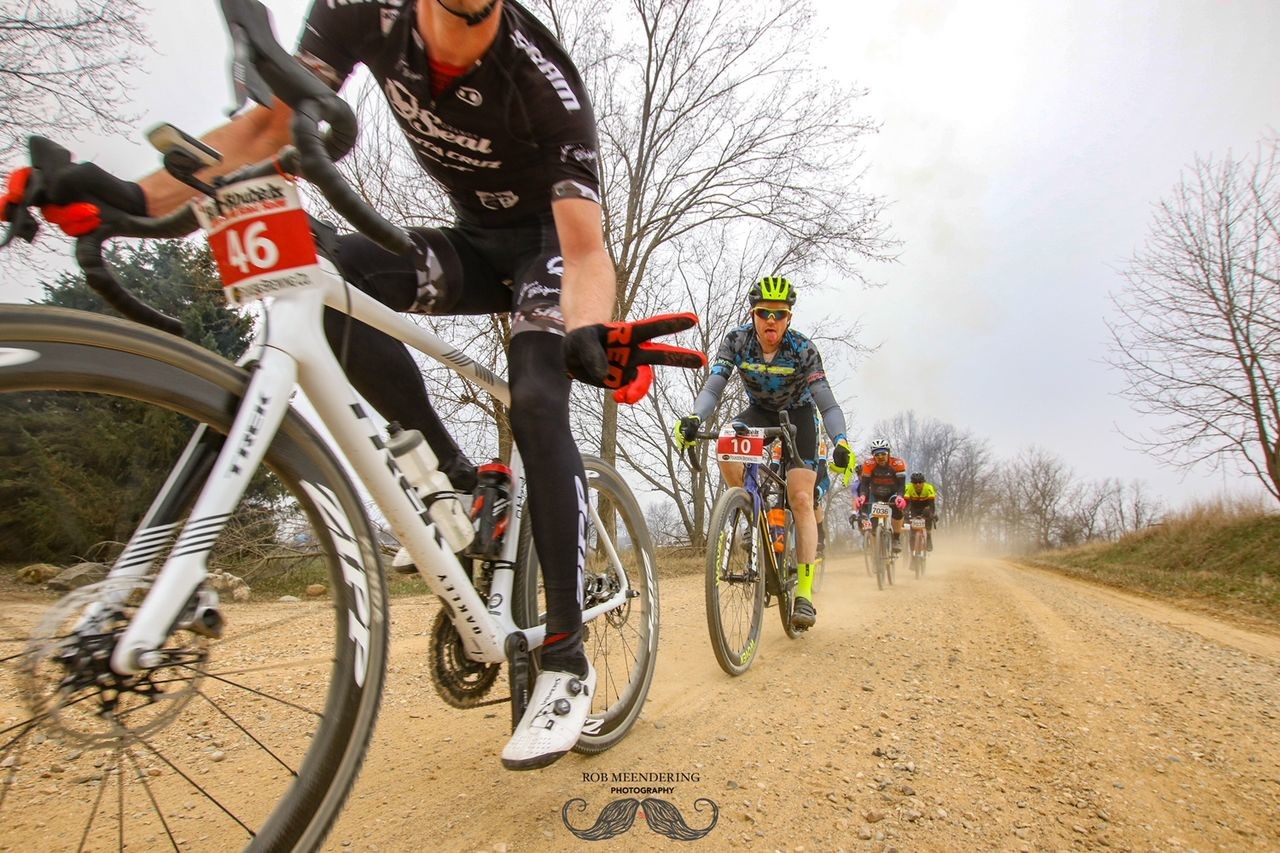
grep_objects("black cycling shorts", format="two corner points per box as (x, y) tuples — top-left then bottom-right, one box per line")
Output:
(334, 212), (567, 337)
(732, 403), (818, 470)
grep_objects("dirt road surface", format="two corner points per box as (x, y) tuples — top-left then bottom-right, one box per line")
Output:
(316, 552), (1280, 852)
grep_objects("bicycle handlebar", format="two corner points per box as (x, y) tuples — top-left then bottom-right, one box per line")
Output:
(1, 0), (414, 335)
(682, 413), (804, 475)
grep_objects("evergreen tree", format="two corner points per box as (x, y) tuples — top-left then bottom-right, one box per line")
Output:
(1, 240), (270, 563)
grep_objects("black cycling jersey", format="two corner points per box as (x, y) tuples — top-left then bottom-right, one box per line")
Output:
(297, 0), (600, 226)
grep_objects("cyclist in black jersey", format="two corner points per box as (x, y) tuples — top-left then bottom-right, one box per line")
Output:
(23, 0), (703, 771)
(675, 276), (854, 629)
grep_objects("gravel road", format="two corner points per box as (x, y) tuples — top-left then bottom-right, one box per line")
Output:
(326, 552), (1280, 851)
(4, 551), (1277, 852)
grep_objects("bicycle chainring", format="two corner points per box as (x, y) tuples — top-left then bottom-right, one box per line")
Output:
(429, 608), (500, 709)
(21, 577), (209, 749)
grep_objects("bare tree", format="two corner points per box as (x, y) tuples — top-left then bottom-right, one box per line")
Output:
(1058, 478), (1120, 546)
(532, 0), (893, 471)
(870, 411), (992, 528)
(311, 1), (893, 523)
(1103, 479), (1164, 535)
(1110, 135), (1280, 502)
(643, 497), (685, 547)
(0, 1), (151, 158)
(993, 446), (1075, 551)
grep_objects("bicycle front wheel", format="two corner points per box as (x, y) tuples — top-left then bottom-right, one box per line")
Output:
(0, 306), (389, 852)
(703, 487), (765, 676)
(514, 456), (659, 754)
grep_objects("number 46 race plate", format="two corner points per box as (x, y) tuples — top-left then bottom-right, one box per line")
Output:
(716, 426), (767, 464)
(194, 174), (321, 306)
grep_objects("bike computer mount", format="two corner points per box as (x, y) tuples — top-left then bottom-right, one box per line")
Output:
(147, 123), (223, 196)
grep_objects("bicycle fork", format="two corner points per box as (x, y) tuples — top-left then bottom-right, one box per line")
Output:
(110, 344), (301, 675)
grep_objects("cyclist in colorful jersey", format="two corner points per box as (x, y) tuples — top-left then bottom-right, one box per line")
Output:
(21, 0), (704, 771)
(674, 276), (854, 629)
(904, 472), (938, 551)
(854, 438), (908, 552)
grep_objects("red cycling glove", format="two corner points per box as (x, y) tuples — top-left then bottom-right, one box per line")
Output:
(1, 167), (32, 223)
(563, 312), (707, 405)
(41, 202), (104, 236)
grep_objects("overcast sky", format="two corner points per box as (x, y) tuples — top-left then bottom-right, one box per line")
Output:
(2, 0), (1277, 508)
(809, 0), (1279, 505)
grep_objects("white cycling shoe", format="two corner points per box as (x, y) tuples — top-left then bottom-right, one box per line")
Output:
(501, 662), (596, 771)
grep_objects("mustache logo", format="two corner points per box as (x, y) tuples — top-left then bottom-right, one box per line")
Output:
(562, 797), (719, 841)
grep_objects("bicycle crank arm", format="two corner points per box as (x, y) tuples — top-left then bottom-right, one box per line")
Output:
(505, 631), (532, 731)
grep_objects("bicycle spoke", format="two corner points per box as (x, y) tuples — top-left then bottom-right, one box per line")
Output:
(196, 689), (298, 776)
(122, 747), (181, 852)
(132, 731), (256, 837)
(74, 747), (111, 853)
(179, 664), (323, 717)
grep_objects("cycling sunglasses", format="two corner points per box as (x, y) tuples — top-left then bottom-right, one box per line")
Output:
(752, 307), (791, 321)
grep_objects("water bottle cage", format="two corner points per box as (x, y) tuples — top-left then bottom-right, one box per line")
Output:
(467, 484), (510, 560)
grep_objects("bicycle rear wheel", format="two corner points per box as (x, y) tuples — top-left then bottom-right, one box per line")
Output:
(703, 487), (765, 676)
(514, 456), (658, 753)
(0, 307), (389, 852)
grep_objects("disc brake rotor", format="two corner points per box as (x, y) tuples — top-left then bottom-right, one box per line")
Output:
(21, 577), (208, 748)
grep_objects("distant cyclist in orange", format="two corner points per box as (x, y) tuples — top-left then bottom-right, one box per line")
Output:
(854, 438), (908, 552)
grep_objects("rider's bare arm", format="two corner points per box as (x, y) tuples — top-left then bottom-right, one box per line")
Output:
(137, 99), (296, 216)
(553, 197), (615, 330)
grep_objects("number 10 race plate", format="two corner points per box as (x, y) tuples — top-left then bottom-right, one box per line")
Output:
(717, 426), (767, 464)
(195, 174), (321, 306)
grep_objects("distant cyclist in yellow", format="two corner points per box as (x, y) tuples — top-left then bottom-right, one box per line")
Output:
(904, 472), (937, 551)
(674, 276), (854, 629)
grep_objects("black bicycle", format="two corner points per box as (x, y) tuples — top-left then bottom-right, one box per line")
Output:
(686, 415), (806, 677)
(860, 500), (896, 590)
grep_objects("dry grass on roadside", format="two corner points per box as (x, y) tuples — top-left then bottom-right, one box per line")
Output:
(653, 545), (705, 579)
(1026, 498), (1280, 629)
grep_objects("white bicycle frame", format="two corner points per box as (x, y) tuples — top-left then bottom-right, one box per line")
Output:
(104, 255), (633, 677)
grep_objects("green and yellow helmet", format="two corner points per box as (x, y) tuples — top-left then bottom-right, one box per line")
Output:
(748, 275), (797, 306)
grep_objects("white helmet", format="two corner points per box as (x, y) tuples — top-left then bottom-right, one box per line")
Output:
(869, 438), (891, 454)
